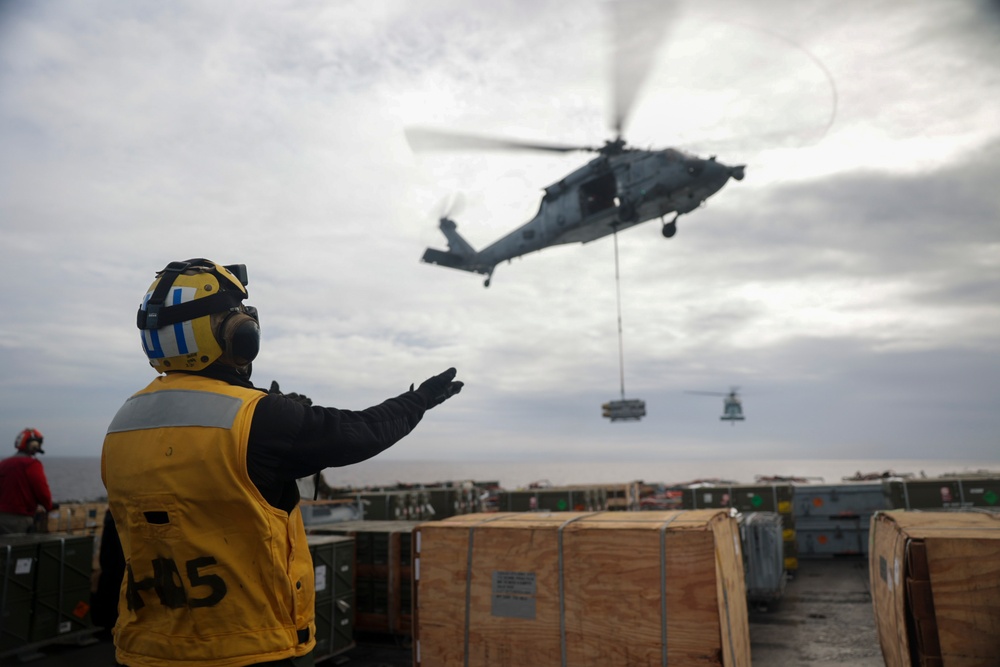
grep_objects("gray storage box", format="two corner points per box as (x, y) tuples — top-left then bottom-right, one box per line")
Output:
(793, 483), (888, 519)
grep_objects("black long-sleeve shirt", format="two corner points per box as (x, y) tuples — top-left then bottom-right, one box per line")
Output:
(196, 366), (428, 512)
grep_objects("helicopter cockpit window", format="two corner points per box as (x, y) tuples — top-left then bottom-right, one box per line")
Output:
(658, 149), (688, 164)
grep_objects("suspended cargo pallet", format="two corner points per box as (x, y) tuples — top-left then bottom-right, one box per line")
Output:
(413, 510), (750, 666)
(601, 398), (646, 422)
(869, 509), (1000, 667)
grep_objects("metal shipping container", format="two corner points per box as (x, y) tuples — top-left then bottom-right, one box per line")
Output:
(739, 513), (786, 603)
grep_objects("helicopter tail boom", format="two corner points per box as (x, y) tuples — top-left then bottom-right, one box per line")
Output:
(422, 217), (495, 279)
(422, 248), (489, 274)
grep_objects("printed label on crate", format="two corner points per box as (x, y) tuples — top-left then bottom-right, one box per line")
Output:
(15, 557), (32, 575)
(59, 621), (72, 634)
(314, 564), (328, 593)
(491, 571), (536, 620)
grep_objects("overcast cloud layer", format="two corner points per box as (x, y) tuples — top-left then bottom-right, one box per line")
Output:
(1, 0), (999, 465)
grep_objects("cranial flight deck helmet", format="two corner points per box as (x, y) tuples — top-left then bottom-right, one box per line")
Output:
(15, 428), (44, 454)
(136, 258), (260, 373)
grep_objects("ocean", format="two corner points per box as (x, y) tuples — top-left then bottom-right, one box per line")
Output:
(40, 456), (1000, 503)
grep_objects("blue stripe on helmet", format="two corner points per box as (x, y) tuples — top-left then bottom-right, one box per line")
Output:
(171, 287), (189, 355)
(143, 328), (164, 359)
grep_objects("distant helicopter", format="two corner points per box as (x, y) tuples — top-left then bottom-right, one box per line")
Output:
(407, 3), (745, 288)
(687, 388), (746, 424)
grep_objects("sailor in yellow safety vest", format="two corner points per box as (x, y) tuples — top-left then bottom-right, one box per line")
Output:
(102, 258), (462, 667)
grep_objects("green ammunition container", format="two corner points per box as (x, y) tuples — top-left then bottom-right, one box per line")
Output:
(308, 535), (355, 658)
(884, 478), (1000, 509)
(1, 537), (39, 653)
(29, 535), (93, 642)
(496, 488), (607, 512)
(308, 521), (418, 636)
(676, 484), (794, 514)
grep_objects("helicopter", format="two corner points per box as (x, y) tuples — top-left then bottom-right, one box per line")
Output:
(408, 3), (746, 288)
(687, 388), (746, 424)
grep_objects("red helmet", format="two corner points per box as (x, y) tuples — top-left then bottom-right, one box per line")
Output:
(15, 428), (44, 454)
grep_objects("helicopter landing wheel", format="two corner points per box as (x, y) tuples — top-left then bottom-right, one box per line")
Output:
(484, 277), (491, 288)
(662, 220), (677, 238)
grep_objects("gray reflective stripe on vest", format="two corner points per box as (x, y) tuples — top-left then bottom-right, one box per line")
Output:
(106, 389), (242, 433)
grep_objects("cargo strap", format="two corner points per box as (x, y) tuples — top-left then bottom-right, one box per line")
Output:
(658, 514), (680, 667)
(464, 515), (511, 667)
(557, 513), (601, 667)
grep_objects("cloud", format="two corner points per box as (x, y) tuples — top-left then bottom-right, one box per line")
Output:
(1, 0), (998, 465)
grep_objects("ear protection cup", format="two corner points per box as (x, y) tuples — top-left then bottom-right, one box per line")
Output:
(217, 311), (260, 367)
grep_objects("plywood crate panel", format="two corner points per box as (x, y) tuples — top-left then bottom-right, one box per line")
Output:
(414, 510), (749, 667)
(869, 509), (1000, 667)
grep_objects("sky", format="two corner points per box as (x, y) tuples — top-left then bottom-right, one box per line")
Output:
(1, 0), (999, 465)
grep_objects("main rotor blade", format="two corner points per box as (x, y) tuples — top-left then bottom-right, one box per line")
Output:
(405, 127), (595, 154)
(610, 0), (676, 138)
(435, 192), (466, 219)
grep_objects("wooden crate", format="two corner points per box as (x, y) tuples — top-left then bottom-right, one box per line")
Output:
(869, 509), (1000, 667)
(45, 502), (108, 535)
(414, 510), (750, 666)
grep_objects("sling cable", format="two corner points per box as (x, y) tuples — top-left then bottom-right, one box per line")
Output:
(602, 226), (646, 422)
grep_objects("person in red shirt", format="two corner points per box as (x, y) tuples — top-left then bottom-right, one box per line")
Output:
(0, 428), (54, 534)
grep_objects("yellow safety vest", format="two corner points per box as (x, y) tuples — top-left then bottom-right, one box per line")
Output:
(103, 373), (315, 667)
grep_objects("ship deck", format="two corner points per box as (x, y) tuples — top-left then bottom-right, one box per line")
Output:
(14, 557), (882, 667)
